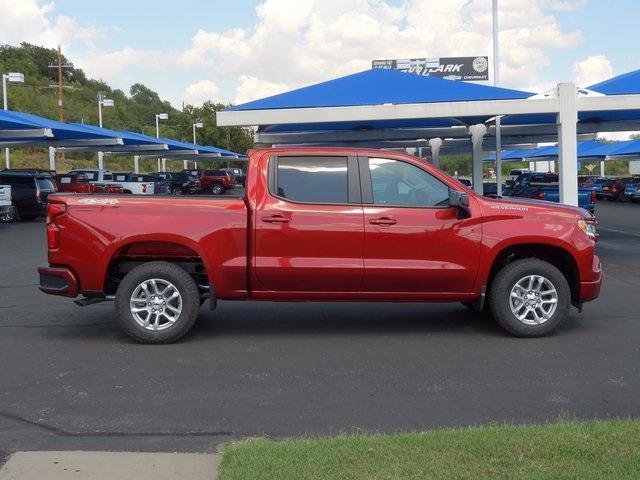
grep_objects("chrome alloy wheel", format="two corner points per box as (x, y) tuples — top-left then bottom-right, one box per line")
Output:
(129, 278), (183, 331)
(509, 275), (558, 325)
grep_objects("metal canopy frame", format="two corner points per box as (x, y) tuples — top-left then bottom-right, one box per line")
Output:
(0, 128), (54, 140)
(218, 83), (640, 205)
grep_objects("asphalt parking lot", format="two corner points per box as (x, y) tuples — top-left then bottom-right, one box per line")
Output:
(0, 201), (639, 457)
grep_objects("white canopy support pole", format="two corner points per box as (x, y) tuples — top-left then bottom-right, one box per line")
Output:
(162, 158), (167, 171)
(134, 155), (140, 174)
(48, 146), (56, 171)
(183, 160), (189, 169)
(97, 151), (104, 170)
(157, 158), (161, 172)
(557, 82), (579, 206)
(600, 159), (605, 177)
(469, 124), (487, 195)
(495, 117), (503, 195)
(428, 137), (442, 168)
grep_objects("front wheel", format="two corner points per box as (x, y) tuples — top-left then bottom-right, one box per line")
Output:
(114, 261), (201, 343)
(488, 258), (571, 337)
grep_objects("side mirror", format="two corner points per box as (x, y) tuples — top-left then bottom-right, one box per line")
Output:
(506, 179), (515, 187)
(449, 190), (469, 208)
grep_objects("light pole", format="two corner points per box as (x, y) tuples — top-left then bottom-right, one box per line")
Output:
(492, 0), (503, 196)
(97, 92), (114, 169)
(191, 121), (203, 169)
(155, 113), (168, 171)
(2, 72), (25, 169)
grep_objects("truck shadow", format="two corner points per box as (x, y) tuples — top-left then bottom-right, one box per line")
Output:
(190, 301), (584, 339)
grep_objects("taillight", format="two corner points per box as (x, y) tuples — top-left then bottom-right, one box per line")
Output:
(591, 191), (596, 204)
(46, 202), (66, 250)
(535, 191), (544, 200)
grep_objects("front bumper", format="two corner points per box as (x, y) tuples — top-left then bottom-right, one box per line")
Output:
(38, 266), (79, 297)
(579, 255), (602, 303)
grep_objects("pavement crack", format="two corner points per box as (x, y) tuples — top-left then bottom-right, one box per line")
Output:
(0, 412), (240, 438)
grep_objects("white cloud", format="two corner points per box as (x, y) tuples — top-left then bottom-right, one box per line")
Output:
(573, 55), (613, 87)
(0, 0), (103, 47)
(183, 80), (221, 105)
(177, 0), (586, 101)
(234, 75), (290, 104)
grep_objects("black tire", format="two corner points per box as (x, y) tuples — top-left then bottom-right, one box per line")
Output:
(211, 182), (224, 195)
(20, 214), (37, 221)
(488, 258), (571, 337)
(114, 261), (200, 344)
(0, 206), (18, 223)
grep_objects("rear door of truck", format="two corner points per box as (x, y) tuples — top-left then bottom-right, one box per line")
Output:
(252, 152), (365, 292)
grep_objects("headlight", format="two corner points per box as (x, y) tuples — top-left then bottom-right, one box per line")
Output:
(577, 219), (599, 241)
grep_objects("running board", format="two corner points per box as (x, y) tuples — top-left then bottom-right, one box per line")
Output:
(74, 295), (115, 307)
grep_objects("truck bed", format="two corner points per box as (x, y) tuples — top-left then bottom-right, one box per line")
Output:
(47, 193), (249, 298)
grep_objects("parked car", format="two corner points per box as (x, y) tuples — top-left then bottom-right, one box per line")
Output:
(221, 167), (246, 187)
(183, 169), (233, 195)
(68, 169), (154, 195)
(623, 178), (640, 203)
(148, 172), (200, 194)
(504, 172), (595, 212)
(55, 173), (123, 194)
(39, 147), (601, 343)
(508, 168), (529, 182)
(600, 177), (638, 202)
(0, 184), (12, 221)
(0, 171), (57, 222)
(591, 177), (608, 199)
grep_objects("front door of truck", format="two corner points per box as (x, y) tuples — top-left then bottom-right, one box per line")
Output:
(253, 154), (364, 292)
(360, 156), (481, 294)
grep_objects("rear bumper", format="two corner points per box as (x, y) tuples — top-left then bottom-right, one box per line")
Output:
(38, 266), (79, 297)
(579, 255), (602, 303)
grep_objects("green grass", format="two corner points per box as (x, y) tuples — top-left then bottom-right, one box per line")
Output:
(218, 419), (640, 480)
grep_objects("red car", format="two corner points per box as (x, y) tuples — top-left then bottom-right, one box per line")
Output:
(55, 173), (123, 194)
(39, 147), (601, 343)
(183, 169), (232, 195)
(600, 177), (637, 201)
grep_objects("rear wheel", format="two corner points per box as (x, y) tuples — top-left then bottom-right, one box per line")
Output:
(488, 258), (570, 337)
(114, 261), (200, 343)
(20, 214), (37, 221)
(211, 182), (224, 195)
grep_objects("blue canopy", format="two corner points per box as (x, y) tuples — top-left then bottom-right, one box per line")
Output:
(589, 69), (640, 95)
(0, 109), (118, 141)
(228, 69), (533, 132)
(485, 140), (640, 161)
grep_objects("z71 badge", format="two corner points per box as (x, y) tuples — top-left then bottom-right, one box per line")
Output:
(77, 198), (119, 205)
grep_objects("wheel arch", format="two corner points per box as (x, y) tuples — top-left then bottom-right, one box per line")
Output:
(485, 242), (580, 303)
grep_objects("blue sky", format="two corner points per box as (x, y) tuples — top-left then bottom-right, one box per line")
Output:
(2, 0), (638, 107)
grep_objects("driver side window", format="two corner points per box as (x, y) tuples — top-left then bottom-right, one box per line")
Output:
(368, 158), (450, 207)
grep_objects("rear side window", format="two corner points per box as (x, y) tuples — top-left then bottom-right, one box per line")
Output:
(102, 173), (113, 181)
(37, 179), (55, 191)
(0, 176), (33, 188)
(274, 156), (348, 204)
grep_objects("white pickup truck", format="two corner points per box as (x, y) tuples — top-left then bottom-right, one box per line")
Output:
(68, 169), (155, 195)
(0, 184), (12, 221)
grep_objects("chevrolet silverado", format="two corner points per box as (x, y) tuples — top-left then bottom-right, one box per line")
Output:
(39, 148), (602, 343)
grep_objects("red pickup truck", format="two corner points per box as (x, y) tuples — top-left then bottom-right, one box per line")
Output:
(39, 148), (602, 343)
(183, 169), (233, 195)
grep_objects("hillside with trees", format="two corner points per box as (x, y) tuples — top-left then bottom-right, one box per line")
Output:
(0, 43), (254, 172)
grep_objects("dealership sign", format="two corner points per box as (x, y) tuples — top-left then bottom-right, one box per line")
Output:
(372, 57), (489, 81)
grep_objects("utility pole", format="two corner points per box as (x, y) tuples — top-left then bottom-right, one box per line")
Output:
(48, 46), (72, 161)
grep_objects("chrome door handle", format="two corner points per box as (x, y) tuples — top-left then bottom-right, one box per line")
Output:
(369, 217), (397, 226)
(262, 215), (290, 223)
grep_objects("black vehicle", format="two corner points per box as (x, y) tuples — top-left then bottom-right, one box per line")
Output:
(221, 167), (246, 187)
(151, 171), (201, 194)
(0, 171), (57, 222)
